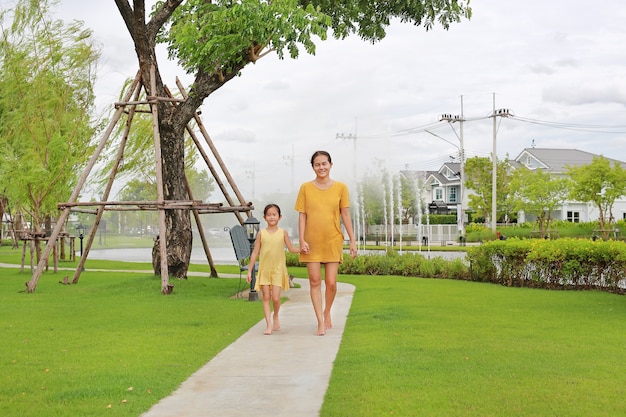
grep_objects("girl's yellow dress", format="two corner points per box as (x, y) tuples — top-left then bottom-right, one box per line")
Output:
(294, 181), (350, 263)
(255, 228), (290, 291)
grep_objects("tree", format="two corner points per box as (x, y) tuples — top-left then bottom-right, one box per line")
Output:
(399, 174), (418, 225)
(509, 168), (569, 238)
(568, 156), (626, 239)
(99, 96), (215, 205)
(464, 156), (510, 224)
(0, 0), (99, 258)
(359, 164), (386, 227)
(113, 0), (471, 279)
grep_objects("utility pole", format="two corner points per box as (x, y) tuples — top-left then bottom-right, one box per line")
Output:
(336, 128), (359, 247)
(282, 144), (295, 193)
(440, 95), (465, 238)
(245, 162), (255, 200)
(492, 95), (496, 234)
(490, 93), (512, 235)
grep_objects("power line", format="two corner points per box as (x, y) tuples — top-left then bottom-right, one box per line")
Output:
(356, 114), (626, 140)
(510, 116), (626, 133)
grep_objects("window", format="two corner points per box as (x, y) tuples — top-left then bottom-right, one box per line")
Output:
(435, 188), (443, 200)
(448, 187), (457, 203)
(567, 211), (580, 223)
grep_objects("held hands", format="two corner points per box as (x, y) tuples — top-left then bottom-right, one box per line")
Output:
(300, 241), (310, 254)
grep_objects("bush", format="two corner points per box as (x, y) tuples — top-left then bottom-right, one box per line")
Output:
(422, 214), (457, 224)
(467, 238), (626, 293)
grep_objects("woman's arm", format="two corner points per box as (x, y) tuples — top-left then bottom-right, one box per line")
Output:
(298, 212), (309, 254)
(340, 207), (357, 258)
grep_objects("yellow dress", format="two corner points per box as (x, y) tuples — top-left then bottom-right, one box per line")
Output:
(294, 181), (350, 263)
(255, 228), (290, 291)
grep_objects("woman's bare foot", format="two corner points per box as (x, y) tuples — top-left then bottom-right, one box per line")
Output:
(314, 324), (325, 336)
(324, 314), (332, 329)
(264, 328), (272, 335)
(272, 316), (280, 331)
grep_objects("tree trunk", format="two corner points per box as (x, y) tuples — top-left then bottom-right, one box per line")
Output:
(115, 0), (241, 280)
(151, 110), (193, 279)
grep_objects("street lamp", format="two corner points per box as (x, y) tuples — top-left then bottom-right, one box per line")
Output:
(76, 224), (86, 257)
(243, 216), (260, 302)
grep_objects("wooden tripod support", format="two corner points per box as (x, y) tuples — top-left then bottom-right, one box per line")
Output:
(26, 67), (253, 294)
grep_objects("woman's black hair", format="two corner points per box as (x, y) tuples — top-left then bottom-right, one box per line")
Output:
(263, 203), (281, 216)
(310, 150), (332, 166)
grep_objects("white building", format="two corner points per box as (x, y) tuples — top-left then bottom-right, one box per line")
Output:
(410, 148), (626, 225)
(513, 148), (626, 223)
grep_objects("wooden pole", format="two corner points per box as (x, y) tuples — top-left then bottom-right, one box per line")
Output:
(150, 65), (172, 294)
(184, 175), (218, 277)
(25, 73), (143, 293)
(176, 78), (251, 224)
(72, 74), (143, 284)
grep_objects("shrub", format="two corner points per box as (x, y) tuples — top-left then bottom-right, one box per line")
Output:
(467, 238), (626, 293)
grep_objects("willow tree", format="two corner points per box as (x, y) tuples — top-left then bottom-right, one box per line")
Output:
(113, 0), (471, 278)
(0, 0), (99, 258)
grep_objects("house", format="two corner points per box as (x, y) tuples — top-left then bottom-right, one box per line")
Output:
(405, 148), (626, 225)
(513, 148), (626, 223)
(401, 161), (464, 217)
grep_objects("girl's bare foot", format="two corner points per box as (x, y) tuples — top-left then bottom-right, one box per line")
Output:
(272, 316), (280, 331)
(324, 314), (332, 329)
(264, 328), (272, 335)
(315, 324), (325, 336)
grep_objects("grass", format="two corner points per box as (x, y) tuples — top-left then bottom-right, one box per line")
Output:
(1, 246), (625, 416)
(323, 276), (626, 417)
(0, 266), (261, 417)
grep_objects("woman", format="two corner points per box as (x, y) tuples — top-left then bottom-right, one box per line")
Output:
(295, 151), (357, 336)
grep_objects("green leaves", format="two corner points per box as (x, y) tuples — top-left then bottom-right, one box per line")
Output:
(0, 0), (99, 226)
(467, 238), (626, 292)
(509, 168), (569, 237)
(567, 156), (626, 237)
(160, 0), (332, 75)
(156, 0), (471, 75)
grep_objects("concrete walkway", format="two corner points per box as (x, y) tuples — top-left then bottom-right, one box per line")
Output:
(1, 261), (356, 415)
(140, 278), (355, 417)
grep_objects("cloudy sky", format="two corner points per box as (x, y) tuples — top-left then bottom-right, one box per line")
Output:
(29, 0), (626, 203)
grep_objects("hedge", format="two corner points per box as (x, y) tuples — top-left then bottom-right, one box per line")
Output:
(286, 250), (470, 280)
(466, 238), (626, 293)
(285, 238), (626, 294)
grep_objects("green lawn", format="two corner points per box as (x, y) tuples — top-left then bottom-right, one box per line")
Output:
(324, 276), (626, 417)
(0, 265), (260, 417)
(1, 246), (625, 417)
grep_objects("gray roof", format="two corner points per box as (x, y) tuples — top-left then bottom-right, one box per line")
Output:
(514, 148), (626, 172)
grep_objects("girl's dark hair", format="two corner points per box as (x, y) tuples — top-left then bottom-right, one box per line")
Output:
(263, 203), (281, 216)
(310, 150), (332, 166)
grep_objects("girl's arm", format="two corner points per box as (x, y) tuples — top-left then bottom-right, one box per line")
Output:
(246, 233), (262, 283)
(283, 229), (300, 253)
(298, 212), (309, 254)
(340, 207), (357, 258)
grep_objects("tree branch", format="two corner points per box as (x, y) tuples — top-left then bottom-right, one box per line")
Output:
(113, 0), (140, 44)
(147, 0), (184, 39)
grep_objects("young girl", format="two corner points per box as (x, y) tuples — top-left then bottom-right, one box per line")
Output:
(247, 204), (300, 335)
